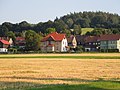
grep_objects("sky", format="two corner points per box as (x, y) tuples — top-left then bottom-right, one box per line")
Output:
(0, 0), (120, 24)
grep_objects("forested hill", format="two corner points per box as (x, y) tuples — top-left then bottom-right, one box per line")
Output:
(58, 11), (120, 28)
(0, 11), (120, 37)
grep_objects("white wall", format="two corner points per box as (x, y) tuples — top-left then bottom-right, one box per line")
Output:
(117, 39), (120, 52)
(0, 48), (8, 53)
(61, 38), (68, 52)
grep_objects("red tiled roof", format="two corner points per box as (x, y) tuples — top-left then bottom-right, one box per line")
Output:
(99, 34), (120, 41)
(41, 32), (66, 41)
(0, 40), (10, 45)
(16, 37), (25, 41)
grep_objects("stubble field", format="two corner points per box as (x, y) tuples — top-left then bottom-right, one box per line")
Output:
(0, 53), (120, 90)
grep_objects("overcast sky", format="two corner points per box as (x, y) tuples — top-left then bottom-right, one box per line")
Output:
(0, 0), (120, 24)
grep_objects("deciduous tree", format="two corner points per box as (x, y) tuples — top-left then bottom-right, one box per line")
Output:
(25, 30), (41, 51)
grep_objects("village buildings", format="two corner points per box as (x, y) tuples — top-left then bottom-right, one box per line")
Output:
(76, 34), (120, 52)
(0, 32), (120, 53)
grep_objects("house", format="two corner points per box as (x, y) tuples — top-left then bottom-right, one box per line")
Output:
(99, 34), (120, 52)
(0, 37), (13, 47)
(0, 39), (10, 53)
(41, 32), (68, 52)
(15, 37), (26, 49)
(84, 36), (100, 51)
(67, 35), (77, 51)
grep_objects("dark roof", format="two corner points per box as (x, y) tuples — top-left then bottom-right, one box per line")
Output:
(41, 32), (66, 42)
(76, 35), (88, 42)
(99, 34), (120, 41)
(85, 36), (100, 43)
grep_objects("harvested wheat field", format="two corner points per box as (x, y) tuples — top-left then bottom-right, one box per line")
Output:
(0, 53), (120, 90)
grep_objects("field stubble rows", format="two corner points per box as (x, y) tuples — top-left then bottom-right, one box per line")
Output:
(0, 53), (120, 89)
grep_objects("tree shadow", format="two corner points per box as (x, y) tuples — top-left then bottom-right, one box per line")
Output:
(0, 76), (120, 82)
(0, 81), (107, 90)
(0, 76), (119, 90)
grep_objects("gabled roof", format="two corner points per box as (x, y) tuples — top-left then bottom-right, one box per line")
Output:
(0, 40), (10, 45)
(67, 35), (75, 43)
(85, 36), (100, 43)
(99, 34), (120, 41)
(41, 32), (66, 41)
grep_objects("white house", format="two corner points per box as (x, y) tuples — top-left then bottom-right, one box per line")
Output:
(41, 32), (68, 52)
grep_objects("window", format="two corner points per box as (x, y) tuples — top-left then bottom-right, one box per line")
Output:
(56, 42), (58, 45)
(104, 41), (107, 44)
(63, 47), (64, 51)
(49, 41), (51, 44)
(65, 42), (66, 46)
(56, 46), (59, 50)
(110, 46), (114, 49)
(103, 46), (107, 49)
(89, 43), (91, 45)
(43, 42), (46, 45)
(110, 41), (116, 44)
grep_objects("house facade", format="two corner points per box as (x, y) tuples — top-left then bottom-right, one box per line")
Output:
(76, 35), (100, 52)
(41, 32), (68, 52)
(99, 34), (120, 52)
(67, 35), (77, 51)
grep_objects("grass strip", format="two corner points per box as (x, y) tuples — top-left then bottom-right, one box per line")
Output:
(28, 81), (120, 90)
(0, 56), (120, 59)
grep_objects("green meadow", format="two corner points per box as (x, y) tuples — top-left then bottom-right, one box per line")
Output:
(81, 28), (94, 35)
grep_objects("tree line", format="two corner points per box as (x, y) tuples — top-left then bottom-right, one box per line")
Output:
(0, 11), (120, 38)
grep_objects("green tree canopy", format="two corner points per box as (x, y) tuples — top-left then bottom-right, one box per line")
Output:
(25, 30), (41, 51)
(46, 28), (56, 34)
(61, 29), (71, 37)
(7, 31), (16, 41)
(73, 24), (81, 35)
